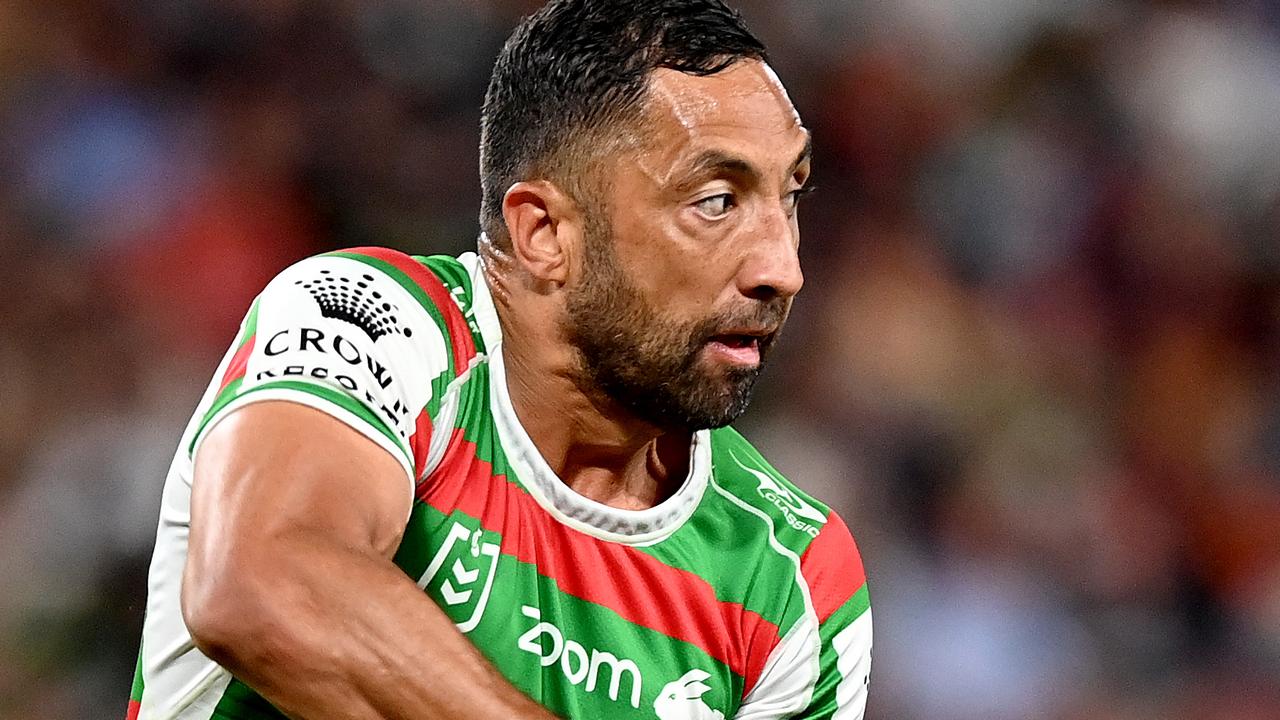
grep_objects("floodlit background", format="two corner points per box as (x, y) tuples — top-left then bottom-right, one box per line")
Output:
(2, 0), (1279, 717)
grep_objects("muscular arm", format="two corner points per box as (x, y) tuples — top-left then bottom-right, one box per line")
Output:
(182, 400), (555, 720)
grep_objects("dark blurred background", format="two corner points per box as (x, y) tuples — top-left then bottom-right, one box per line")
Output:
(2, 0), (1279, 718)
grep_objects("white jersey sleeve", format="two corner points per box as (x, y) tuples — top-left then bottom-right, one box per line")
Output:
(133, 249), (486, 719)
(734, 511), (872, 720)
(188, 249), (458, 493)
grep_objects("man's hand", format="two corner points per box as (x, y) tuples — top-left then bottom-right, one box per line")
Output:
(183, 400), (556, 719)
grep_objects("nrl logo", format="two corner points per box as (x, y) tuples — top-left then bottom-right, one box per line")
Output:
(417, 521), (501, 632)
(731, 451), (826, 538)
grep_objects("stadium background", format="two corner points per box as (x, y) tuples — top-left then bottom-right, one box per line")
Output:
(2, 0), (1279, 717)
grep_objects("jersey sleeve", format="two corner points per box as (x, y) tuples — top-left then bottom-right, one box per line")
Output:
(796, 511), (872, 719)
(735, 512), (872, 720)
(188, 248), (464, 494)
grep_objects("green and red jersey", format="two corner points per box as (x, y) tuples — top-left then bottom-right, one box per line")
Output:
(129, 248), (872, 720)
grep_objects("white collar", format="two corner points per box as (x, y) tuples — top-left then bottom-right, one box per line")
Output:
(463, 253), (710, 546)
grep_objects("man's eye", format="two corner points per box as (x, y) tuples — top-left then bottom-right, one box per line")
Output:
(695, 194), (736, 218)
(785, 185), (817, 213)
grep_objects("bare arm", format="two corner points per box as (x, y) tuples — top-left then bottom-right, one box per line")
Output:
(182, 400), (556, 720)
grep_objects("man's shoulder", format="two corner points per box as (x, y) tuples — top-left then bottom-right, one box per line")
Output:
(296, 246), (474, 313)
(705, 427), (835, 554)
(270, 247), (486, 360)
(707, 427), (869, 623)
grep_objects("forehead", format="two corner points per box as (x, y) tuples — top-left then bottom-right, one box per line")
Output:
(635, 60), (808, 176)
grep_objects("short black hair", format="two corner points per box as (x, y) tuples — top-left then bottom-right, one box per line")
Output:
(479, 0), (769, 248)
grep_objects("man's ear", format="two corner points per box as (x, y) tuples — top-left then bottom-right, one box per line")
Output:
(501, 180), (582, 286)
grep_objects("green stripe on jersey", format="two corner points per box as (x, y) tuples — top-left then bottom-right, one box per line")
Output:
(212, 677), (285, 719)
(397, 502), (743, 718)
(418, 255), (472, 298)
(190, 377), (245, 453)
(836, 583), (871, 624)
(236, 298), (260, 349)
(129, 646), (144, 703)
(419, 362), (454, 423)
(439, 362), (519, 481)
(800, 584), (871, 719)
(652, 484), (809, 639)
(707, 428), (832, 556)
(418, 254), (486, 354)
(189, 379), (411, 466)
(417, 255), (485, 420)
(423, 364), (806, 634)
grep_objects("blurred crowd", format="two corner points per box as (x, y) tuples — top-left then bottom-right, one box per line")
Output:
(2, 0), (1279, 718)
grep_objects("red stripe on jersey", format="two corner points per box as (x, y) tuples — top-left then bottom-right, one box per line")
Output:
(218, 334), (256, 394)
(738, 607), (779, 694)
(409, 409), (432, 479)
(125, 699), (140, 720)
(800, 511), (866, 623)
(422, 429), (781, 689)
(342, 247), (477, 372)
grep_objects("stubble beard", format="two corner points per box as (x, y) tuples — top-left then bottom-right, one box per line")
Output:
(562, 218), (787, 432)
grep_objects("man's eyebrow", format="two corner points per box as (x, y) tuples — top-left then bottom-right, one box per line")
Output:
(680, 150), (759, 186)
(676, 134), (813, 189)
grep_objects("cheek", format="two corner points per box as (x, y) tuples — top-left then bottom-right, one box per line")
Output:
(616, 244), (697, 302)
(613, 212), (741, 308)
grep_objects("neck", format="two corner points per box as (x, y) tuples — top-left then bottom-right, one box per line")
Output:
(496, 312), (692, 512)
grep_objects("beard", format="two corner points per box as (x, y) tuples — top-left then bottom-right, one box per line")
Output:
(563, 220), (789, 432)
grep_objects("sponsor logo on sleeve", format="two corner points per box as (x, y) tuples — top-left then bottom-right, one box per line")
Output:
(295, 269), (411, 341)
(730, 451), (826, 538)
(253, 324), (411, 432)
(247, 267), (423, 434)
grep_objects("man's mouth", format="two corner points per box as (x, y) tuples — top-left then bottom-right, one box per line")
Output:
(705, 331), (771, 366)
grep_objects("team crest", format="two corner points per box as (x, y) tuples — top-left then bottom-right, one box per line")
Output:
(655, 670), (724, 720)
(417, 520), (501, 632)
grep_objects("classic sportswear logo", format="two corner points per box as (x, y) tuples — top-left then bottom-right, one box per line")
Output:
(730, 451), (826, 538)
(517, 606), (643, 708)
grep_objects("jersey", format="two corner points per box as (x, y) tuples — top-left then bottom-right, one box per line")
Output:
(127, 247), (872, 720)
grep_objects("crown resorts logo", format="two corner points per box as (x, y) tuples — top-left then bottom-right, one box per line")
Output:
(296, 269), (411, 341)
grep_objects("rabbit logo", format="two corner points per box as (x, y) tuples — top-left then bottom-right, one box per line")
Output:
(654, 669), (724, 720)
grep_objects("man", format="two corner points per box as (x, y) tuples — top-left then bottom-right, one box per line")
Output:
(127, 1), (871, 718)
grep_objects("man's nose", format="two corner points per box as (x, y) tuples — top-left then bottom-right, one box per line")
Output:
(737, 208), (804, 302)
